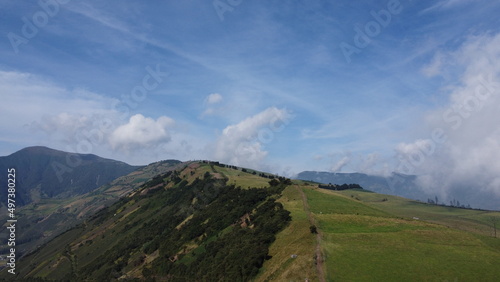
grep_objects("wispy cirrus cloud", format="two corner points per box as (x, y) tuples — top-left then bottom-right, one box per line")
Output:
(2, 0), (500, 208)
(419, 0), (473, 14)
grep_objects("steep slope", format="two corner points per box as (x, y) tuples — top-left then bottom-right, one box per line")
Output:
(4, 163), (500, 281)
(8, 162), (292, 281)
(0, 146), (141, 206)
(0, 158), (181, 260)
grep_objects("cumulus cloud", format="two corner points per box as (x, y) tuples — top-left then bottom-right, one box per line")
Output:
(395, 139), (435, 160)
(0, 69), (195, 165)
(213, 107), (291, 169)
(395, 33), (500, 208)
(0, 70), (121, 152)
(205, 93), (223, 105)
(31, 111), (122, 146)
(109, 114), (175, 151)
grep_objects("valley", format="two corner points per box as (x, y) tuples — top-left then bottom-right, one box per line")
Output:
(1, 159), (498, 281)
(0, 148), (499, 281)
(0, 147), (182, 262)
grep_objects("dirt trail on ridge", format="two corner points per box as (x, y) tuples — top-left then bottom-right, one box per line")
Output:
(295, 185), (326, 282)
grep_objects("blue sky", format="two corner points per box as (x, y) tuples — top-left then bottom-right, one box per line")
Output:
(1, 0), (500, 202)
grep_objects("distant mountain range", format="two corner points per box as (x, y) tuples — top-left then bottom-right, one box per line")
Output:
(0, 145), (498, 269)
(4, 160), (500, 281)
(0, 146), (182, 258)
(0, 146), (141, 206)
(296, 171), (500, 210)
(296, 171), (422, 198)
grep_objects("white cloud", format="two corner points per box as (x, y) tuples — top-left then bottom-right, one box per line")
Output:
(0, 69), (189, 164)
(0, 71), (114, 121)
(213, 107), (291, 169)
(205, 93), (223, 105)
(0, 70), (118, 147)
(358, 153), (383, 175)
(201, 93), (224, 117)
(331, 156), (350, 172)
(31, 112), (112, 145)
(395, 139), (435, 159)
(420, 0), (473, 14)
(109, 114), (175, 151)
(318, 151), (386, 175)
(394, 33), (500, 208)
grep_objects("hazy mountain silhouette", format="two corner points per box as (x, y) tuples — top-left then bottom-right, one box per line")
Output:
(296, 171), (422, 199)
(0, 146), (141, 206)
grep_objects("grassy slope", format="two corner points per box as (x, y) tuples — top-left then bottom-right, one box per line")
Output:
(304, 186), (500, 281)
(7, 162), (281, 280)
(176, 162), (272, 189)
(0, 160), (181, 265)
(212, 165), (272, 189)
(12, 165), (191, 279)
(256, 184), (317, 281)
(7, 163), (500, 281)
(337, 189), (500, 237)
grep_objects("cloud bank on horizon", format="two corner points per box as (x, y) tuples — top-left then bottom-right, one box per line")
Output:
(395, 33), (500, 201)
(1, 0), (500, 206)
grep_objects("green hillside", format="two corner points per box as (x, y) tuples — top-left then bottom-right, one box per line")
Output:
(3, 163), (499, 281)
(0, 146), (141, 206)
(5, 162), (292, 281)
(303, 186), (500, 281)
(0, 159), (182, 261)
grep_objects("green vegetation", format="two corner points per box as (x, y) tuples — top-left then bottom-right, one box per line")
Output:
(336, 189), (500, 237)
(304, 188), (388, 217)
(10, 163), (292, 281)
(0, 159), (181, 260)
(3, 161), (500, 281)
(0, 146), (142, 206)
(305, 187), (500, 281)
(256, 185), (318, 281)
(318, 183), (363, 190)
(204, 162), (274, 188)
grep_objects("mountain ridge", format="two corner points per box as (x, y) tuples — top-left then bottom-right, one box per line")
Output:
(3, 161), (499, 281)
(0, 146), (142, 206)
(0, 147), (182, 259)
